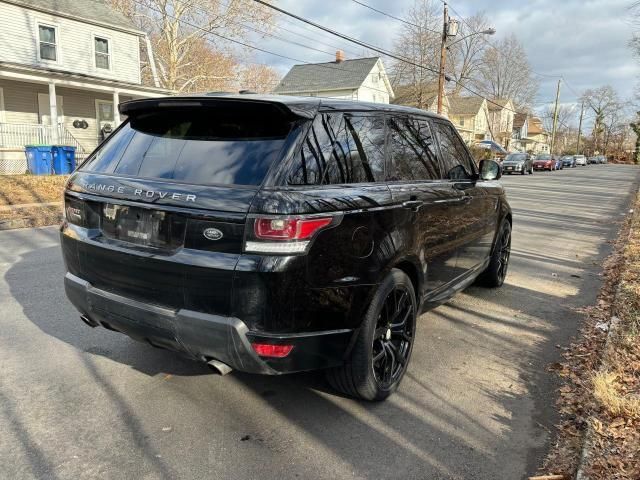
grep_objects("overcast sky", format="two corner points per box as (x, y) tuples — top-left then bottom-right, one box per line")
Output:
(250, 0), (640, 122)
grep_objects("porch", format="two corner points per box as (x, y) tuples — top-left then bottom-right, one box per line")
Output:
(0, 63), (169, 174)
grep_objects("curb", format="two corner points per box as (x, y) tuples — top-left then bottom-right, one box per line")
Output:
(573, 212), (635, 480)
(0, 213), (63, 230)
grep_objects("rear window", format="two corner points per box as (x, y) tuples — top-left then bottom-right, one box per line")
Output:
(81, 106), (293, 186)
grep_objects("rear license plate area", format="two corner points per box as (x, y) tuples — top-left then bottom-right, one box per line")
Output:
(101, 203), (185, 248)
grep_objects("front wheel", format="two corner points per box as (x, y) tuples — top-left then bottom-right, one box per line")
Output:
(477, 220), (511, 288)
(326, 269), (417, 401)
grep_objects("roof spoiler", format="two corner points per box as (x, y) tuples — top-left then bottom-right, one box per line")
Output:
(119, 96), (318, 120)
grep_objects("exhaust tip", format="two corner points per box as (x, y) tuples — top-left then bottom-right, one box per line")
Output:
(80, 315), (99, 328)
(206, 358), (233, 376)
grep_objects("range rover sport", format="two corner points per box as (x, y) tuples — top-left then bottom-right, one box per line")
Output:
(61, 94), (512, 401)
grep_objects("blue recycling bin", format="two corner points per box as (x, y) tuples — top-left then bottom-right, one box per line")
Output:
(52, 146), (77, 174)
(25, 145), (54, 175)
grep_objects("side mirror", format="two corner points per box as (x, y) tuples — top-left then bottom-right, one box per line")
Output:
(479, 159), (501, 181)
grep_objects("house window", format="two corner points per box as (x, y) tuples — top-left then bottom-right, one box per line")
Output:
(95, 37), (110, 69)
(459, 118), (465, 127)
(38, 25), (57, 61)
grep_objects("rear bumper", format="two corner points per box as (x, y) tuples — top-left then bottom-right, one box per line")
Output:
(64, 272), (353, 374)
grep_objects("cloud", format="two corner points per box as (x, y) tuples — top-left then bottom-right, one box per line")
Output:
(249, 0), (639, 112)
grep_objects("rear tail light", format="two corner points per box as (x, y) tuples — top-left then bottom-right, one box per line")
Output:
(254, 218), (332, 240)
(245, 215), (338, 255)
(251, 343), (294, 358)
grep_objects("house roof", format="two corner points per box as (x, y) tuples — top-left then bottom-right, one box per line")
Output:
(391, 83), (442, 108)
(487, 98), (512, 111)
(273, 57), (383, 94)
(514, 113), (528, 129)
(5, 0), (144, 35)
(448, 96), (486, 115)
(527, 118), (546, 135)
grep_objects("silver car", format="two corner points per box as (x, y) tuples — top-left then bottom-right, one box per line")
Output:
(502, 153), (533, 175)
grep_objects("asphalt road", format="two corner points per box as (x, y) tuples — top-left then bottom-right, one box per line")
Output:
(1, 164), (638, 480)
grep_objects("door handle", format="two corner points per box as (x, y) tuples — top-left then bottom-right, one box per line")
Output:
(402, 200), (424, 210)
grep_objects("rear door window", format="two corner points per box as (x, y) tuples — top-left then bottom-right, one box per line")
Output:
(432, 121), (477, 180)
(287, 113), (385, 185)
(81, 106), (293, 186)
(387, 116), (441, 181)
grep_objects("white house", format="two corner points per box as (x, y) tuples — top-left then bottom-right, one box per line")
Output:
(273, 52), (394, 104)
(0, 0), (170, 174)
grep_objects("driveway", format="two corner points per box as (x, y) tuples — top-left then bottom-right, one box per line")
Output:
(1, 164), (638, 480)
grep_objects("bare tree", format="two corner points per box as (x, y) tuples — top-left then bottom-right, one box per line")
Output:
(446, 12), (491, 96)
(107, 0), (278, 92)
(238, 64), (281, 93)
(475, 34), (539, 109)
(581, 86), (620, 153)
(390, 0), (441, 109)
(540, 104), (578, 154)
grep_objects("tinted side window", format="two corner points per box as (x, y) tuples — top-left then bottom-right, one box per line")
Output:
(287, 113), (385, 185)
(432, 122), (476, 180)
(388, 116), (441, 181)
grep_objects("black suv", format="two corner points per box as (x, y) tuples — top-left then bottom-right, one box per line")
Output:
(61, 94), (511, 401)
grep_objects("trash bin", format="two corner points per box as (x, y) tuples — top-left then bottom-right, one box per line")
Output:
(52, 146), (77, 174)
(25, 145), (54, 175)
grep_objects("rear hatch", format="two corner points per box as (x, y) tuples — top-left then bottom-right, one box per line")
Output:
(64, 96), (309, 316)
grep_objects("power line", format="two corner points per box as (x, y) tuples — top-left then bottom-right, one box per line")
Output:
(350, 0), (440, 34)
(249, 0), (441, 76)
(233, 0), (364, 57)
(128, 0), (395, 95)
(444, 0), (562, 81)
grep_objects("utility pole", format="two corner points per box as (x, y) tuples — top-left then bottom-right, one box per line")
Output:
(550, 79), (561, 155)
(576, 101), (585, 154)
(437, 3), (448, 115)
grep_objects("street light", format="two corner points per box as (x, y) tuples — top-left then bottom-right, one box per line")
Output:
(446, 28), (496, 48)
(436, 4), (496, 115)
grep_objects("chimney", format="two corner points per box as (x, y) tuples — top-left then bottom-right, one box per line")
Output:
(335, 50), (345, 63)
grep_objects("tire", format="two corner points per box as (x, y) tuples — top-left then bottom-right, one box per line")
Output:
(326, 269), (417, 401)
(477, 220), (511, 288)
(520, 168), (525, 175)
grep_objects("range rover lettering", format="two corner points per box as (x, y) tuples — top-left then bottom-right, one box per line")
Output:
(60, 94), (512, 401)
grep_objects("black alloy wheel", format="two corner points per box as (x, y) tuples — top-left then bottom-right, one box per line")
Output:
(327, 269), (417, 401)
(371, 286), (414, 390)
(477, 220), (511, 288)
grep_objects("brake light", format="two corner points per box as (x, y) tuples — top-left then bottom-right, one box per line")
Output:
(245, 216), (336, 254)
(251, 343), (294, 358)
(254, 217), (332, 240)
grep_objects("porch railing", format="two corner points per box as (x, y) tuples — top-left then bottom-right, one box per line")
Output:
(0, 123), (87, 159)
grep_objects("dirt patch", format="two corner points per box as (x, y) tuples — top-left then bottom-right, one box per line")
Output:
(0, 205), (63, 229)
(0, 175), (68, 206)
(538, 193), (640, 479)
(0, 175), (68, 228)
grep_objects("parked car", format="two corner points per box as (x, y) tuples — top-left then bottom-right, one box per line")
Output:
(600, 155), (608, 164)
(561, 155), (576, 168)
(502, 152), (533, 175)
(588, 156), (600, 165)
(553, 155), (564, 170)
(574, 155), (587, 166)
(533, 154), (555, 171)
(60, 94), (512, 401)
